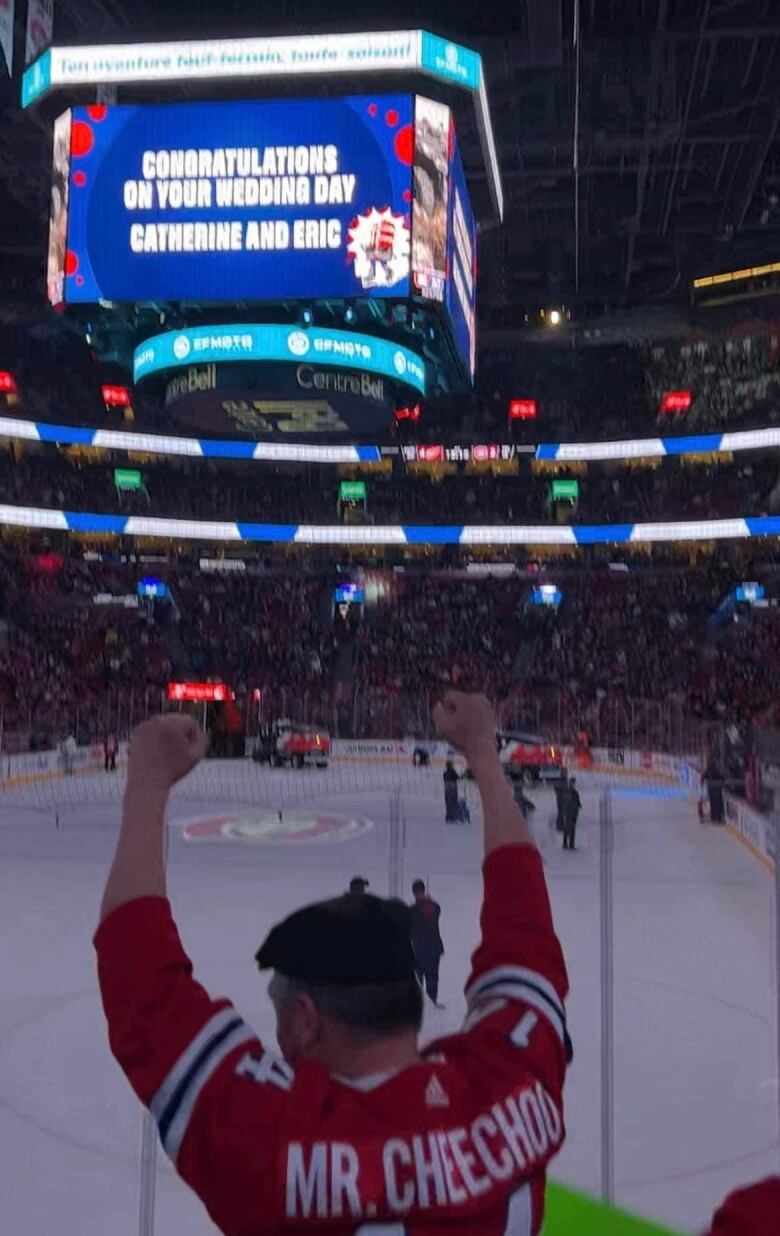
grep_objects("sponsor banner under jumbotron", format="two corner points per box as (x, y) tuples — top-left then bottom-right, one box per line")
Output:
(162, 359), (396, 436)
(133, 323), (422, 436)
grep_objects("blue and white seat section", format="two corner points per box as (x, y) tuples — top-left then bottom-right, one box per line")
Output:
(1, 503), (778, 545)
(2, 415), (780, 464)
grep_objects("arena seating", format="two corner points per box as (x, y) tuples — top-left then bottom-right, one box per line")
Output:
(1, 446), (778, 526)
(1, 548), (778, 751)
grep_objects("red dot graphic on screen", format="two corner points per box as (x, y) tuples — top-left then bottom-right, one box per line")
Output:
(403, 189), (412, 203)
(65, 251), (79, 276)
(385, 109), (399, 127)
(87, 104), (108, 122)
(367, 103), (378, 116)
(394, 124), (414, 165)
(73, 170), (87, 187)
(76, 275), (84, 286)
(70, 121), (94, 158)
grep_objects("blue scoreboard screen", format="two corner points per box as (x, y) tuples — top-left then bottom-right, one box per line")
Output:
(49, 95), (414, 305)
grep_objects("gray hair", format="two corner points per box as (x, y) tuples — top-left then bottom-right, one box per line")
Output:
(269, 971), (423, 1038)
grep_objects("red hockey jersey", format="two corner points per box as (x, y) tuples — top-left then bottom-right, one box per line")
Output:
(707, 1176), (780, 1234)
(95, 845), (569, 1234)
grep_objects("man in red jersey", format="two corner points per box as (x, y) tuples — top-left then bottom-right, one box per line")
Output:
(95, 691), (571, 1234)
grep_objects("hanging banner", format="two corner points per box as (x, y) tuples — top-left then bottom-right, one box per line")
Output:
(0, 0), (14, 76)
(24, 0), (52, 66)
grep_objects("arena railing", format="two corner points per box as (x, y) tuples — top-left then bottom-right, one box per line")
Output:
(2, 413), (780, 464)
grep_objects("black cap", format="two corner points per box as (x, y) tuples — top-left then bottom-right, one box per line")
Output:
(256, 893), (416, 985)
(349, 876), (369, 893)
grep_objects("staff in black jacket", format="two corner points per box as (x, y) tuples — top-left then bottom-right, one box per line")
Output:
(443, 760), (460, 822)
(562, 778), (582, 851)
(409, 879), (444, 1007)
(554, 770), (569, 832)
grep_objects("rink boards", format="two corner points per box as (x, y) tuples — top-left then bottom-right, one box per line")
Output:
(10, 735), (776, 884)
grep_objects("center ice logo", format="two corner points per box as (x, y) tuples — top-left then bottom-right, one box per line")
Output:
(181, 809), (374, 845)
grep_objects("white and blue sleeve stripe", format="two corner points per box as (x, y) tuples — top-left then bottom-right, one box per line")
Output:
(150, 1007), (256, 1161)
(465, 965), (567, 1045)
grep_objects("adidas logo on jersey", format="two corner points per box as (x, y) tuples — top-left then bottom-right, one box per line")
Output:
(425, 1074), (450, 1108)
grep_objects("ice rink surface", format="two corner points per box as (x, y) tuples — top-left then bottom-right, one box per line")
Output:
(1, 759), (778, 1234)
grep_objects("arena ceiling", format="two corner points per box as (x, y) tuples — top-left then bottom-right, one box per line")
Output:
(0, 0), (778, 325)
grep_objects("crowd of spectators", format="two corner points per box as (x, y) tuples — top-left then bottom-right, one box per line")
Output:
(645, 328), (780, 430)
(0, 548), (172, 747)
(2, 546), (779, 753)
(353, 565), (780, 742)
(172, 568), (341, 705)
(1, 448), (778, 527)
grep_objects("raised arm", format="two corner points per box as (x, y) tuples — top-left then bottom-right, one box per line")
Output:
(99, 714), (206, 922)
(431, 692), (570, 1126)
(95, 714), (289, 1232)
(433, 690), (536, 854)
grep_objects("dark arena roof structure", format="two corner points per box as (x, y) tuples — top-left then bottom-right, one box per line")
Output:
(0, 0), (778, 331)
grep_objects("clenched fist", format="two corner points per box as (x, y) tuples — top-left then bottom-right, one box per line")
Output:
(433, 691), (497, 764)
(127, 714), (207, 794)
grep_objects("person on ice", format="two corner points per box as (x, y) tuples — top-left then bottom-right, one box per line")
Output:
(95, 693), (570, 1234)
(513, 779), (536, 816)
(409, 879), (445, 1008)
(104, 734), (118, 773)
(346, 875), (370, 900)
(562, 778), (582, 851)
(443, 757), (461, 822)
(554, 769), (569, 833)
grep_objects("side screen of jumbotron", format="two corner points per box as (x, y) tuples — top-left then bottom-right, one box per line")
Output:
(447, 133), (477, 380)
(410, 97), (477, 378)
(48, 95), (415, 304)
